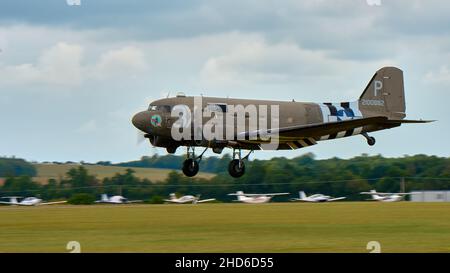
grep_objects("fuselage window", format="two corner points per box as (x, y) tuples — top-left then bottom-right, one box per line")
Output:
(206, 104), (227, 112)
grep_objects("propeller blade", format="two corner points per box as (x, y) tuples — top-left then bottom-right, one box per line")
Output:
(137, 131), (146, 145)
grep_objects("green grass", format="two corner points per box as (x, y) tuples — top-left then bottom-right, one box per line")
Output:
(33, 164), (215, 184)
(1, 202), (450, 253)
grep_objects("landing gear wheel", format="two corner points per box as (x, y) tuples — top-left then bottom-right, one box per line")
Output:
(228, 159), (245, 178)
(182, 158), (199, 177)
(166, 147), (178, 154)
(367, 136), (376, 146)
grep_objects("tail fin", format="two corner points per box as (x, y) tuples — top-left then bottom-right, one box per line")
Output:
(299, 191), (307, 199)
(101, 194), (108, 202)
(369, 190), (381, 200)
(236, 191), (245, 201)
(169, 193), (176, 200)
(359, 67), (406, 119)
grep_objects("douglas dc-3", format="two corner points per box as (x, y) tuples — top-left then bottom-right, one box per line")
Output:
(132, 67), (433, 178)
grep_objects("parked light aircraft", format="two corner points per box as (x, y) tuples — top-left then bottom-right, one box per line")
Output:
(164, 193), (216, 204)
(95, 194), (143, 204)
(228, 191), (289, 204)
(290, 191), (346, 202)
(132, 67), (433, 178)
(360, 190), (415, 202)
(0, 196), (67, 206)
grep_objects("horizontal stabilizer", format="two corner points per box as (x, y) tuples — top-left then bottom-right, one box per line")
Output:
(383, 119), (435, 124)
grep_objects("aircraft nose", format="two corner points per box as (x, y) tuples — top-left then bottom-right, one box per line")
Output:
(132, 111), (151, 132)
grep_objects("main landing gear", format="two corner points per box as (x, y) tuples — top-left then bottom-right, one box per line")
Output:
(228, 149), (252, 178)
(182, 146), (208, 177)
(362, 133), (376, 146)
(181, 147), (253, 178)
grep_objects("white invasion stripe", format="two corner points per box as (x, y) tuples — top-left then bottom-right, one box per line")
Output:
(318, 104), (330, 123)
(308, 138), (317, 145)
(353, 127), (363, 135)
(336, 131), (347, 138)
(350, 101), (363, 117)
(320, 135), (330, 140)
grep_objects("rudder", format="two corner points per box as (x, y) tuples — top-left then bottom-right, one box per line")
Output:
(359, 67), (406, 119)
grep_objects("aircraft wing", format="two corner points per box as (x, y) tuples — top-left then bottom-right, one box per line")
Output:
(39, 201), (68, 205)
(196, 198), (216, 203)
(290, 198), (311, 202)
(360, 192), (414, 196)
(328, 197), (346, 202)
(263, 193), (289, 196)
(127, 200), (143, 203)
(239, 117), (389, 140)
(0, 201), (15, 205)
(230, 193), (289, 197)
(164, 199), (181, 203)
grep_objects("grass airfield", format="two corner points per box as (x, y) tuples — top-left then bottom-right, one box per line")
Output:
(1, 202), (450, 253)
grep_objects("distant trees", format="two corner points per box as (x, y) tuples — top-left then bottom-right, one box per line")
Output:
(0, 158), (36, 177)
(68, 193), (96, 205)
(0, 154), (450, 203)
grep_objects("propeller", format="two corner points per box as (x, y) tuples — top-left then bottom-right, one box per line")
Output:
(136, 130), (147, 145)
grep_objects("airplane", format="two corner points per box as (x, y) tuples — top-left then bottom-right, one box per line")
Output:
(228, 191), (289, 204)
(132, 66), (433, 177)
(95, 194), (143, 204)
(0, 196), (67, 206)
(290, 191), (346, 202)
(360, 190), (416, 202)
(164, 193), (216, 204)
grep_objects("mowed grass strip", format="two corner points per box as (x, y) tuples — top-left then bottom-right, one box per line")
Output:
(33, 164), (215, 184)
(0, 202), (450, 253)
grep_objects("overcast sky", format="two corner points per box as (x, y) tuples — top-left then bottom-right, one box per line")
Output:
(0, 0), (448, 163)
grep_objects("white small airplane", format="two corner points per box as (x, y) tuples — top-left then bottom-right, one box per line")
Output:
(164, 193), (216, 204)
(95, 194), (143, 204)
(0, 196), (67, 206)
(360, 190), (416, 202)
(290, 191), (346, 202)
(228, 191), (289, 204)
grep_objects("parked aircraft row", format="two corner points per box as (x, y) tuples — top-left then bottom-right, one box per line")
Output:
(0, 190), (415, 206)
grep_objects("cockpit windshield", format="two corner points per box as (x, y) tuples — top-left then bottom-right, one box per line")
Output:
(148, 105), (171, 112)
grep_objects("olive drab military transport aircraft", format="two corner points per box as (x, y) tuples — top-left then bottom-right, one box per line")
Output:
(132, 67), (433, 178)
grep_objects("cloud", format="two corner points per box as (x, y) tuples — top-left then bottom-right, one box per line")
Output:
(0, 42), (83, 86)
(90, 46), (148, 80)
(0, 42), (148, 88)
(424, 65), (450, 85)
(199, 35), (393, 90)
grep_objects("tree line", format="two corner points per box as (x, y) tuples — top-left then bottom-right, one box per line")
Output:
(0, 153), (449, 204)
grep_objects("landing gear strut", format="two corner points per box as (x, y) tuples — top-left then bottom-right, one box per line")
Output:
(362, 133), (376, 146)
(182, 146), (207, 177)
(228, 149), (252, 178)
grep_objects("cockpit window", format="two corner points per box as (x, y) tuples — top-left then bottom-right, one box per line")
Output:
(148, 105), (171, 112)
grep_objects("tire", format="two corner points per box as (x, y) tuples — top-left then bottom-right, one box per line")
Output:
(367, 137), (376, 146)
(182, 159), (199, 177)
(228, 159), (245, 178)
(166, 147), (178, 154)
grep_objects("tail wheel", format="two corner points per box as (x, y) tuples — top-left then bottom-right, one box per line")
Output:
(367, 136), (376, 146)
(228, 159), (245, 178)
(182, 158), (199, 177)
